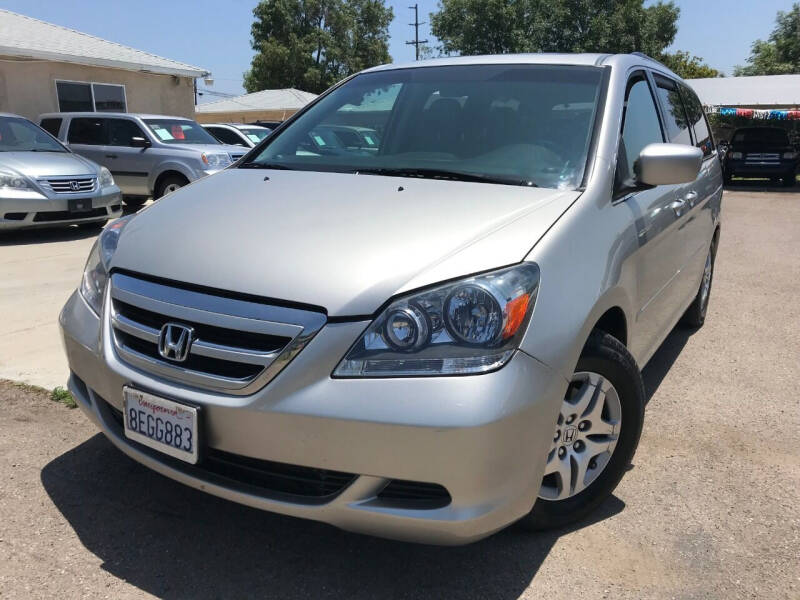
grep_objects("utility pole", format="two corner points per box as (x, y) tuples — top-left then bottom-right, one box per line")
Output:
(405, 4), (428, 61)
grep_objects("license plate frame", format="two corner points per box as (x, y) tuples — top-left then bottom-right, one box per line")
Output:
(68, 198), (93, 213)
(122, 386), (200, 464)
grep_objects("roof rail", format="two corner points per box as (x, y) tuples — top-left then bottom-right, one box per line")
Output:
(630, 52), (671, 71)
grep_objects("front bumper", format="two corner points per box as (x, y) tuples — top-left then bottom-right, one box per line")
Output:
(59, 289), (567, 545)
(0, 188), (122, 230)
(725, 159), (797, 177)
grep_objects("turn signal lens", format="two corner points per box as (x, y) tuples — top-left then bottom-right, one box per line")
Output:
(502, 293), (531, 339)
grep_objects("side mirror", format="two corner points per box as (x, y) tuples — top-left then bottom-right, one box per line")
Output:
(130, 136), (151, 149)
(637, 143), (703, 186)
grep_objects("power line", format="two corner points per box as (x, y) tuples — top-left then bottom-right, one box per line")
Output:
(405, 4), (428, 61)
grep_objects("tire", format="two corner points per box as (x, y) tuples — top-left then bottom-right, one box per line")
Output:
(723, 172), (732, 185)
(682, 237), (717, 328)
(123, 196), (148, 208)
(155, 175), (189, 199)
(782, 174), (796, 187)
(520, 331), (645, 531)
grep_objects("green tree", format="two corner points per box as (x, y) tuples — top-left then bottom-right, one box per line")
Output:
(244, 0), (393, 94)
(660, 50), (721, 79)
(734, 3), (800, 75)
(429, 0), (680, 57)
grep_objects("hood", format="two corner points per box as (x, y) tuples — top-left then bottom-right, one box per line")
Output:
(166, 143), (248, 157)
(0, 151), (99, 178)
(111, 170), (579, 316)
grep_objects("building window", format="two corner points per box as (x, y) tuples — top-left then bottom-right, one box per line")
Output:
(55, 80), (127, 112)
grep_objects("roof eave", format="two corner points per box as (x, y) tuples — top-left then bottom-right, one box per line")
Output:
(0, 46), (210, 78)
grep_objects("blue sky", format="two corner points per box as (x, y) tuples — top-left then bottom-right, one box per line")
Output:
(2, 0), (795, 102)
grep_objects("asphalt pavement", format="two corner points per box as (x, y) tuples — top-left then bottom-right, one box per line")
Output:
(0, 187), (798, 599)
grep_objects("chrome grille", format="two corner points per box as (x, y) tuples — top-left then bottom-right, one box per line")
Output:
(745, 153), (780, 162)
(39, 176), (97, 194)
(107, 273), (326, 395)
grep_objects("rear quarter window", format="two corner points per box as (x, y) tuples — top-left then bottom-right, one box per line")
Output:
(39, 118), (62, 138)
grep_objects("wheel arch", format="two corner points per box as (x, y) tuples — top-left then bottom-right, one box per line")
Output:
(153, 169), (190, 196)
(590, 306), (628, 347)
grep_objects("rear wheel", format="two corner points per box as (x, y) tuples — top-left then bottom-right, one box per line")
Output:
(155, 175), (189, 199)
(520, 331), (645, 530)
(682, 238), (717, 328)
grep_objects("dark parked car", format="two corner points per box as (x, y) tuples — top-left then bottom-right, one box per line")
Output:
(723, 127), (798, 186)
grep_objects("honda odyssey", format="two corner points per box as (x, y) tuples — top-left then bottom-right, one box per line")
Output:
(59, 53), (722, 545)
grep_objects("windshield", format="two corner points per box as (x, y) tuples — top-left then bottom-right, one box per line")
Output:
(0, 116), (66, 152)
(732, 128), (790, 146)
(241, 127), (271, 144)
(242, 64), (604, 188)
(144, 119), (220, 145)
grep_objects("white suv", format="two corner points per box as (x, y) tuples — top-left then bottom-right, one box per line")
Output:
(39, 113), (247, 206)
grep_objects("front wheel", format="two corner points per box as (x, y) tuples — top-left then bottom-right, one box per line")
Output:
(155, 175), (189, 199)
(520, 331), (645, 530)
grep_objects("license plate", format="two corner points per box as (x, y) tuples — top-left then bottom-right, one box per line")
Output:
(122, 387), (199, 464)
(68, 198), (92, 213)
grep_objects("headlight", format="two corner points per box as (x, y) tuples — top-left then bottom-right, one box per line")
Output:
(729, 152), (742, 159)
(80, 216), (132, 315)
(98, 166), (115, 187)
(0, 170), (30, 190)
(783, 151), (797, 160)
(201, 153), (232, 168)
(333, 263), (540, 377)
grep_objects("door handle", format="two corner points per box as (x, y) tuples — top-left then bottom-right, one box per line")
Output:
(684, 191), (699, 206)
(105, 154), (118, 159)
(669, 198), (687, 216)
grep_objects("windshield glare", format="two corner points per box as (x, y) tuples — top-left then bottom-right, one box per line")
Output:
(733, 129), (790, 145)
(0, 117), (66, 153)
(244, 64), (603, 188)
(144, 119), (220, 145)
(242, 128), (271, 143)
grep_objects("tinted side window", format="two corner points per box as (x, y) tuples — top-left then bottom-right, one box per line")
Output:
(208, 127), (245, 146)
(653, 75), (691, 146)
(68, 118), (107, 145)
(680, 84), (713, 157)
(620, 76), (664, 181)
(107, 119), (145, 146)
(40, 118), (62, 138)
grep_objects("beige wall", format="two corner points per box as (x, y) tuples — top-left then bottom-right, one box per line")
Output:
(195, 109), (300, 124)
(0, 58), (195, 120)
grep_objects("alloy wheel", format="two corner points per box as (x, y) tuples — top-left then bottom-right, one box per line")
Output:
(539, 371), (622, 501)
(699, 250), (713, 313)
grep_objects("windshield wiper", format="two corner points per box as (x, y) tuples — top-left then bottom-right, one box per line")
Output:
(353, 167), (537, 187)
(28, 149), (65, 152)
(238, 162), (293, 170)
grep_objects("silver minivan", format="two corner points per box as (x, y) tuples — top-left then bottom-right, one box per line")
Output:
(0, 113), (121, 230)
(59, 53), (722, 545)
(39, 113), (247, 206)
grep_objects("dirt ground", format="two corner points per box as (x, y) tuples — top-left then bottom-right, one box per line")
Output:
(0, 187), (798, 599)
